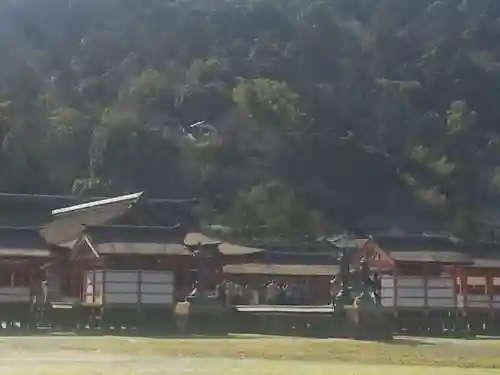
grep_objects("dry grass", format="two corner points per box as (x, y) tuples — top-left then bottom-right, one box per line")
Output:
(2, 362), (499, 375)
(1, 335), (499, 370)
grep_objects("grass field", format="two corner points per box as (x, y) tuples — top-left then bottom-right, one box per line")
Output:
(1, 335), (499, 374)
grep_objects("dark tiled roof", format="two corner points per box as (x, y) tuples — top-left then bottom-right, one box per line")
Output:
(0, 227), (51, 258)
(261, 251), (339, 265)
(470, 257), (500, 268)
(0, 192), (195, 208)
(85, 225), (190, 256)
(223, 263), (340, 276)
(372, 233), (472, 264)
(388, 250), (471, 264)
(373, 233), (461, 247)
(0, 193), (197, 229)
(0, 193), (79, 208)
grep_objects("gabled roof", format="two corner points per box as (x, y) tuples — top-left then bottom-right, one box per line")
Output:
(388, 251), (471, 264)
(460, 242), (500, 268)
(372, 232), (461, 247)
(0, 191), (196, 245)
(470, 257), (500, 268)
(83, 225), (190, 256)
(40, 193), (144, 245)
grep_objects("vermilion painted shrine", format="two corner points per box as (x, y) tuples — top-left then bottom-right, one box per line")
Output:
(0, 191), (498, 337)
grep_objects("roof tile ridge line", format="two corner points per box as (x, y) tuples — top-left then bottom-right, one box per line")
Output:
(146, 197), (198, 203)
(0, 226), (43, 230)
(52, 192), (144, 215)
(84, 224), (182, 230)
(84, 235), (100, 259)
(0, 192), (81, 199)
(0, 192), (197, 203)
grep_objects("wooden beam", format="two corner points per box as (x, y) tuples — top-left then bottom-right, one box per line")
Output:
(84, 236), (100, 259)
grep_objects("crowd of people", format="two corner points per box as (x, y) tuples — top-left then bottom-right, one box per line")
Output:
(214, 280), (312, 306)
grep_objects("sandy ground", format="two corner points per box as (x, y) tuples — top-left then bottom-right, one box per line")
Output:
(0, 336), (498, 375)
(0, 354), (498, 375)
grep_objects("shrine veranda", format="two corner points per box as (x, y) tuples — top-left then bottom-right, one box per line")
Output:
(0, 192), (498, 336)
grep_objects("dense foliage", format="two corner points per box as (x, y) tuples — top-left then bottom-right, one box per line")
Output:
(1, 0), (500, 240)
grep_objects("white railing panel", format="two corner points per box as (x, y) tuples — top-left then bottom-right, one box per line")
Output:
(141, 272), (174, 284)
(397, 287), (425, 298)
(105, 282), (139, 293)
(427, 288), (454, 298)
(397, 297), (425, 307)
(467, 277), (486, 285)
(83, 269), (176, 305)
(105, 293), (139, 304)
(141, 294), (173, 304)
(468, 295), (490, 302)
(397, 277), (425, 288)
(381, 277), (394, 287)
(427, 278), (454, 288)
(427, 298), (455, 307)
(380, 287), (394, 298)
(141, 283), (174, 294)
(103, 271), (139, 283)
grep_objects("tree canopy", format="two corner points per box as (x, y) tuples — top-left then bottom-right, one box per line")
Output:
(1, 0), (500, 240)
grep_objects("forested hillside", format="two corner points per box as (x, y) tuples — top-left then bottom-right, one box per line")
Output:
(1, 0), (500, 240)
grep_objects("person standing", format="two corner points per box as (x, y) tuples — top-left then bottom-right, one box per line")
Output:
(266, 280), (278, 305)
(226, 280), (236, 305)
